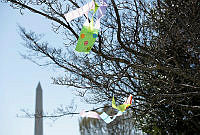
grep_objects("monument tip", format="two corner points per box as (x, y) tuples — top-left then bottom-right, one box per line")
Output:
(36, 82), (42, 91)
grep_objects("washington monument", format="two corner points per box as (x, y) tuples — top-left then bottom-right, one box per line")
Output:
(34, 82), (43, 135)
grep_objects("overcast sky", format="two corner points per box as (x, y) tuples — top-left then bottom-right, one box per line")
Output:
(0, 3), (93, 135)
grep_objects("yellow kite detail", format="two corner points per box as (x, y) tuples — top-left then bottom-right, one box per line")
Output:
(112, 96), (131, 112)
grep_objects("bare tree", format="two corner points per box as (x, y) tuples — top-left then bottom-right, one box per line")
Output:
(2, 0), (200, 134)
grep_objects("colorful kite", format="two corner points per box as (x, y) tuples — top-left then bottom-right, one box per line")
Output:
(64, 0), (108, 53)
(75, 0), (107, 53)
(75, 18), (99, 53)
(80, 94), (133, 123)
(112, 95), (132, 112)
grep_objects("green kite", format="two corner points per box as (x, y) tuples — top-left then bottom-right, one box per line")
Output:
(75, 18), (99, 53)
(75, 1), (100, 53)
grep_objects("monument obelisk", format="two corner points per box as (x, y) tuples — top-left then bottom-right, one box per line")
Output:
(34, 82), (43, 135)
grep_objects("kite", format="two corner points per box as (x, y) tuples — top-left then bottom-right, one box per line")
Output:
(75, 0), (108, 53)
(75, 18), (99, 53)
(100, 111), (123, 124)
(80, 94), (133, 123)
(112, 95), (132, 112)
(80, 110), (101, 119)
(64, 0), (108, 53)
